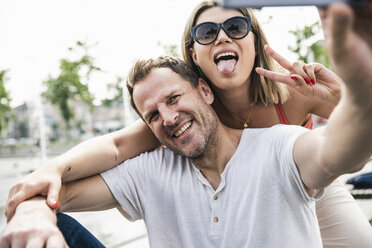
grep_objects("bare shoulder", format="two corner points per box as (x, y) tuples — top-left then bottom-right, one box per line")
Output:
(281, 88), (313, 125)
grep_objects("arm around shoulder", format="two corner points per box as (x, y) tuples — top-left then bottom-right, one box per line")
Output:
(5, 119), (159, 220)
(60, 118), (160, 181)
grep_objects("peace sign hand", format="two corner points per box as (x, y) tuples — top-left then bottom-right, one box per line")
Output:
(256, 45), (342, 104)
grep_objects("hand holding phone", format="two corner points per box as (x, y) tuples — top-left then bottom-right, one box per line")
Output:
(219, 0), (368, 8)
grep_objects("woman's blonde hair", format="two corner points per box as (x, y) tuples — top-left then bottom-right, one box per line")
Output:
(182, 0), (288, 105)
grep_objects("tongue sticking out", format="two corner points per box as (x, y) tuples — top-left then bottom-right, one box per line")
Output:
(217, 59), (237, 74)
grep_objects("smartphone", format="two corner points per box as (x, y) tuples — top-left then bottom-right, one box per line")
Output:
(219, 0), (368, 8)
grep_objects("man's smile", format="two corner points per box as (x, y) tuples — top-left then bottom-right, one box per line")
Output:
(174, 120), (193, 138)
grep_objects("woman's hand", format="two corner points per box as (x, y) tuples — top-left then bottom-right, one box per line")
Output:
(5, 164), (62, 221)
(256, 44), (342, 104)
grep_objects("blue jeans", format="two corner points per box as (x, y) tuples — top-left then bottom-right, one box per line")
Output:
(57, 213), (106, 248)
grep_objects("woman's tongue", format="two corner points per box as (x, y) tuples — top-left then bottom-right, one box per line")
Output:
(217, 59), (236, 74)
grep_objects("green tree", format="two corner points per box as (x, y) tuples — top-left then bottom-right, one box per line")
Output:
(288, 21), (331, 68)
(0, 70), (12, 135)
(101, 42), (180, 127)
(42, 41), (100, 131)
(51, 121), (60, 142)
(102, 76), (124, 107)
(158, 42), (181, 58)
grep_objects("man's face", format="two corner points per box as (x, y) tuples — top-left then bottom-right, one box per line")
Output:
(133, 68), (217, 158)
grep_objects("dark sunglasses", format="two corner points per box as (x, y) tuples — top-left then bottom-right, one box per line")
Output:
(191, 16), (252, 45)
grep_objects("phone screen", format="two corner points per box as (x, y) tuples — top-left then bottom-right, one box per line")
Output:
(219, 0), (366, 8)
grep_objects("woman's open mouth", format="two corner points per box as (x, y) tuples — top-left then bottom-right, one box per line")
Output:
(214, 51), (239, 74)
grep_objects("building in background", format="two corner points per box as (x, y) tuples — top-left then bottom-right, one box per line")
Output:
(1, 98), (134, 146)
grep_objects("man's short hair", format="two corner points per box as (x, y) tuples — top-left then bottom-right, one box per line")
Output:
(126, 56), (200, 120)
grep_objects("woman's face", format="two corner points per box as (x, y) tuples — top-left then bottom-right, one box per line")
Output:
(190, 7), (256, 91)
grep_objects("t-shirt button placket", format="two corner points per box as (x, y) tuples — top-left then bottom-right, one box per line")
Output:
(209, 192), (221, 236)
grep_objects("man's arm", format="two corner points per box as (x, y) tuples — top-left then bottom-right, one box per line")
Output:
(1, 175), (119, 247)
(294, 2), (372, 189)
(294, 99), (372, 189)
(58, 175), (119, 212)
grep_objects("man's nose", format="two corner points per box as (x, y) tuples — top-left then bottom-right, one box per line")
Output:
(161, 107), (179, 127)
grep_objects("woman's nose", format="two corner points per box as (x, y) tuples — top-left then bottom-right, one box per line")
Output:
(214, 28), (232, 45)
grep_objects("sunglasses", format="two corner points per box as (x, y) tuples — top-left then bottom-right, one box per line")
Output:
(191, 16), (252, 45)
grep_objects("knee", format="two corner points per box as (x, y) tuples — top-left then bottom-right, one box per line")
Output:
(57, 213), (80, 230)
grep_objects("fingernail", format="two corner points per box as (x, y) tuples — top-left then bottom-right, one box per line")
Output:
(304, 78), (311, 84)
(290, 76), (298, 80)
(311, 79), (315, 85)
(51, 200), (58, 209)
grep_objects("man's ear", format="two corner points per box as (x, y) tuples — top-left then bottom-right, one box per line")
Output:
(190, 48), (199, 66)
(198, 78), (214, 104)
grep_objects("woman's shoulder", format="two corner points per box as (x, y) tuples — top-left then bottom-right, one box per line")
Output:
(281, 88), (313, 125)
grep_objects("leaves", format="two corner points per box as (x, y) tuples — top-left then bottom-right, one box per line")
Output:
(42, 41), (99, 130)
(102, 76), (124, 107)
(288, 21), (331, 68)
(0, 70), (13, 134)
(157, 42), (180, 58)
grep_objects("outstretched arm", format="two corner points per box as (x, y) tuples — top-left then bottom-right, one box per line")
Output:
(6, 119), (160, 220)
(294, 2), (372, 189)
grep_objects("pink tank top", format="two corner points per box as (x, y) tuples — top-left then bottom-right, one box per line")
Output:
(274, 103), (313, 130)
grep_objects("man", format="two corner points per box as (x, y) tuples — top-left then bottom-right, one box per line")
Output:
(1, 3), (372, 248)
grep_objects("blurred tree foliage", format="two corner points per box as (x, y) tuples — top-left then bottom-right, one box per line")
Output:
(42, 41), (100, 130)
(102, 76), (124, 107)
(288, 21), (331, 69)
(0, 70), (13, 135)
(102, 42), (181, 108)
(158, 41), (180, 58)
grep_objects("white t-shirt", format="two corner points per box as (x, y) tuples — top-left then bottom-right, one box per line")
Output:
(101, 125), (324, 248)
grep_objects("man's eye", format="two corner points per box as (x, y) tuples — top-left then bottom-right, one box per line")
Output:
(169, 95), (180, 103)
(149, 111), (159, 123)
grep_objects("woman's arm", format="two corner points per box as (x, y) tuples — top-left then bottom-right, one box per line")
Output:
(5, 119), (160, 221)
(59, 119), (159, 181)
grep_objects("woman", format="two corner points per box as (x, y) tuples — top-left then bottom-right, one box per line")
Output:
(181, 2), (372, 247)
(6, 1), (372, 247)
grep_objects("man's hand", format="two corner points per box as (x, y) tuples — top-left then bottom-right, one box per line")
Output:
(295, 2), (372, 190)
(5, 165), (62, 221)
(318, 2), (372, 96)
(0, 197), (68, 248)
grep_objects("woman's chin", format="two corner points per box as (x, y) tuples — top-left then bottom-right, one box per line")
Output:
(213, 79), (247, 91)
